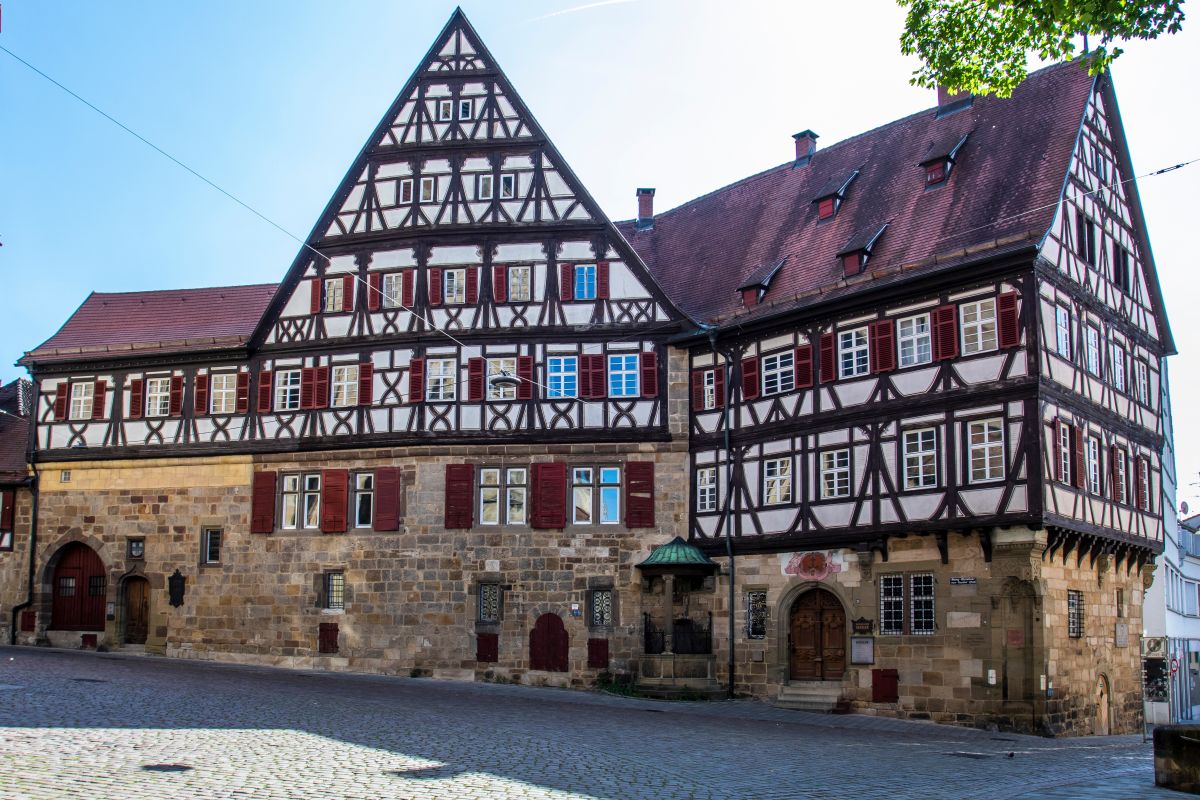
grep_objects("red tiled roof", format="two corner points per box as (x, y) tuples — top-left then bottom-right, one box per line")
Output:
(617, 62), (1094, 323)
(0, 414), (28, 484)
(24, 284), (278, 363)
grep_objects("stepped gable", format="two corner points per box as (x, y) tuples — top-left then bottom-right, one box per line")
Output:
(617, 61), (1095, 324)
(23, 283), (278, 363)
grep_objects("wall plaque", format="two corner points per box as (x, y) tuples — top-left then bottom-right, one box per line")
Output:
(950, 576), (977, 585)
(851, 636), (874, 665)
(1115, 623), (1129, 648)
(852, 617), (874, 634)
(168, 569), (186, 608)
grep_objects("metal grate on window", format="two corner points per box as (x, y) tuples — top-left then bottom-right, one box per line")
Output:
(1067, 589), (1084, 638)
(591, 589), (613, 627)
(325, 572), (345, 611)
(879, 575), (904, 635)
(88, 575), (106, 597)
(58, 576), (76, 597)
(479, 583), (501, 623)
(910, 574), (935, 634)
(746, 591), (768, 639)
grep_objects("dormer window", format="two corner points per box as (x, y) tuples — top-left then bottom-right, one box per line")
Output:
(817, 197), (836, 220)
(811, 170), (859, 222)
(736, 258), (787, 309)
(925, 161), (947, 185)
(837, 224), (888, 277)
(842, 251), (865, 276)
(919, 132), (969, 188)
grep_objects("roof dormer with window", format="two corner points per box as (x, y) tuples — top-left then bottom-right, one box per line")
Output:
(811, 170), (859, 221)
(837, 224), (887, 277)
(919, 132), (969, 187)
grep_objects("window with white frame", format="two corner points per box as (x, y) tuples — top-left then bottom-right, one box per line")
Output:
(897, 314), (931, 367)
(1086, 435), (1102, 494)
(1055, 305), (1072, 358)
(763, 458), (792, 505)
(960, 298), (997, 354)
(1136, 361), (1149, 404)
(398, 179), (413, 204)
(281, 473), (321, 530)
(210, 373), (237, 415)
(477, 173), (493, 200)
(420, 176), (437, 203)
(479, 467), (528, 526)
(499, 173), (517, 199)
(353, 473), (373, 528)
(608, 354), (639, 397)
(571, 467), (621, 525)
(910, 574), (935, 634)
(1067, 589), (1084, 638)
(701, 368), (721, 409)
(146, 377), (172, 417)
(323, 278), (343, 313)
(436, 99), (453, 121)
(426, 359), (457, 402)
(880, 573), (935, 635)
(443, 268), (467, 304)
(574, 264), (597, 300)
(331, 365), (359, 407)
(1113, 449), (1128, 504)
(762, 351), (794, 395)
(820, 449), (851, 499)
(1185, 580), (1199, 617)
(903, 428), (937, 489)
(458, 98), (473, 120)
(508, 266), (531, 302)
(382, 272), (406, 308)
(547, 356), (577, 398)
(1111, 344), (1126, 391)
(967, 418), (1004, 482)
(275, 369), (301, 411)
(201, 527), (222, 564)
(69, 382), (94, 420)
(838, 328), (869, 378)
(1058, 422), (1073, 485)
(1085, 326), (1101, 376)
(486, 358), (517, 401)
(697, 466), (717, 513)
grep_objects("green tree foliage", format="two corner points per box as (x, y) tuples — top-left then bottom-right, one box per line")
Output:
(899, 1), (1185, 97)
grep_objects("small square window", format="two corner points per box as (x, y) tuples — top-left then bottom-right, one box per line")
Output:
(127, 538), (145, 560)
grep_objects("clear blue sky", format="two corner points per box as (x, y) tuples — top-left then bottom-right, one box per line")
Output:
(2, 1), (1198, 496)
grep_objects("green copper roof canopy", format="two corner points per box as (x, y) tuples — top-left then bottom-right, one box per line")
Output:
(637, 536), (719, 576)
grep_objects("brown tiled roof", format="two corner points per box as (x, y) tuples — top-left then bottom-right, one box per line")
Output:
(0, 413), (29, 484)
(617, 62), (1094, 324)
(23, 284), (278, 364)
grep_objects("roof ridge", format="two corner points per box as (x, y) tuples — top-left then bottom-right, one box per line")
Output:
(90, 282), (279, 298)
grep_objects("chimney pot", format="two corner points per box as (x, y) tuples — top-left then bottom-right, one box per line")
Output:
(636, 187), (655, 230)
(793, 130), (819, 165)
(936, 85), (973, 117)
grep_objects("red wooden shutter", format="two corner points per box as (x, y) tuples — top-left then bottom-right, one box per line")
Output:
(367, 273), (382, 311)
(640, 351), (658, 398)
(818, 197), (835, 220)
(714, 368), (725, 407)
(318, 622), (339, 654)
(492, 265), (508, 303)
(313, 366), (329, 410)
(1109, 445), (1120, 499)
(428, 268), (443, 306)
(1135, 457), (1146, 510)
(408, 358), (425, 403)
(531, 463), (568, 529)
(477, 633), (499, 663)
(256, 371), (273, 413)
(741, 357), (760, 399)
(1052, 420), (1064, 482)
(128, 379), (144, 419)
(320, 469), (349, 533)
(250, 471), (277, 533)
(997, 291), (1020, 348)
(691, 371), (705, 411)
(444, 464), (475, 529)
(870, 320), (896, 373)
(193, 375), (209, 415)
(1073, 427), (1086, 490)
(0, 489), (14, 530)
(402, 270), (415, 308)
(582, 354), (606, 400)
(168, 376), (184, 417)
(300, 367), (316, 410)
(342, 274), (354, 312)
(310, 279), (322, 314)
(466, 267), (479, 304)
(932, 304), (959, 360)
(560, 264), (573, 301)
(794, 345), (814, 389)
(467, 358), (486, 402)
(358, 362), (373, 406)
(587, 638), (610, 669)
(625, 462), (655, 528)
(373, 467), (401, 531)
(235, 372), (250, 414)
(91, 380), (107, 420)
(516, 356), (534, 400)
(819, 333), (836, 383)
(52, 384), (69, 421)
(597, 261), (610, 299)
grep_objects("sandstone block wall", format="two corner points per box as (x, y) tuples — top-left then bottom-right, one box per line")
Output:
(0, 487), (34, 643)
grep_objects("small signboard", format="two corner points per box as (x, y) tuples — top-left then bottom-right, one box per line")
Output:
(852, 617), (874, 635)
(851, 636), (874, 665)
(949, 576), (977, 585)
(1115, 622), (1129, 648)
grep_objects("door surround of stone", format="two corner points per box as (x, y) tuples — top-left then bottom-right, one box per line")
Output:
(773, 580), (851, 685)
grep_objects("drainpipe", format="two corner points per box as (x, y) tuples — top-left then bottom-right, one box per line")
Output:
(706, 327), (737, 698)
(9, 464), (39, 645)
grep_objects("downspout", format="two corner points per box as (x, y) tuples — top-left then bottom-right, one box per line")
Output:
(706, 327), (737, 698)
(9, 465), (38, 646)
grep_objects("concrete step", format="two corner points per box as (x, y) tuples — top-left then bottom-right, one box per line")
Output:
(775, 681), (843, 712)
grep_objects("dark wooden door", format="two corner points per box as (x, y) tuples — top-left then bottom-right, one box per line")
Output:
(124, 577), (149, 644)
(50, 543), (106, 631)
(529, 613), (568, 672)
(789, 589), (846, 681)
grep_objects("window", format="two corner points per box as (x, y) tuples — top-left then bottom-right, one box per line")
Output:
(746, 591), (768, 639)
(1136, 361), (1149, 405)
(486, 358), (517, 401)
(1087, 436), (1101, 494)
(331, 365), (359, 407)
(1136, 458), (1152, 511)
(590, 589), (614, 627)
(426, 359), (457, 402)
(323, 278), (343, 313)
(0, 531), (12, 551)
(608, 354), (639, 398)
(1092, 145), (1108, 185)
(838, 328), (869, 378)
(903, 428), (937, 489)
(1055, 305), (1072, 358)
(1113, 245), (1131, 293)
(697, 467), (718, 513)
(210, 373), (237, 414)
(477, 173), (493, 200)
(458, 98), (473, 120)
(571, 467), (621, 525)
(967, 419), (1004, 483)
(201, 528), (222, 564)
(820, 449), (851, 499)
(436, 99), (453, 121)
(420, 176), (436, 203)
(508, 266), (531, 302)
(88, 575), (105, 597)
(910, 574), (935, 634)
(1067, 589), (1084, 638)
(1116, 588), (1125, 619)
(399, 179), (413, 204)
(880, 574), (935, 635)
(478, 583), (502, 623)
(353, 473), (373, 528)
(574, 264), (597, 301)
(281, 473), (321, 530)
(897, 314), (931, 367)
(146, 377), (171, 417)
(1185, 581), (1199, 617)
(325, 571), (345, 610)
(879, 574), (904, 635)
(479, 467), (527, 526)
(1085, 327), (1101, 376)
(547, 356), (577, 399)
(1111, 344), (1126, 391)
(1058, 422), (1073, 485)
(499, 173), (517, 199)
(763, 457), (792, 505)
(127, 538), (145, 559)
(762, 351), (795, 395)
(701, 369), (719, 410)
(69, 382), (94, 420)
(960, 299), (997, 355)
(1113, 449), (1128, 504)
(275, 370), (301, 411)
(443, 268), (467, 305)
(382, 273), (407, 308)
(58, 576), (76, 597)
(1075, 210), (1097, 264)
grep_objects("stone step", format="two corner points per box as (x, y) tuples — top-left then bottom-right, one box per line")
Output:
(775, 681), (843, 713)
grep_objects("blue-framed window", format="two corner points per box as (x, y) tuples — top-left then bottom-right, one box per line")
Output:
(547, 357), (578, 398)
(608, 354), (639, 397)
(575, 264), (597, 301)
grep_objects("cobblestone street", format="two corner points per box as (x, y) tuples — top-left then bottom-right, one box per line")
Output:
(0, 647), (1188, 799)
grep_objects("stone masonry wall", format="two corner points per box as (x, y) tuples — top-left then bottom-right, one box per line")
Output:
(0, 487), (34, 643)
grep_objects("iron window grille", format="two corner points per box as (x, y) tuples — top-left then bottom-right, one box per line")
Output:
(88, 575), (106, 598)
(58, 576), (76, 597)
(746, 591), (768, 639)
(478, 583), (502, 623)
(325, 572), (345, 611)
(590, 589), (614, 628)
(1067, 589), (1084, 638)
(880, 573), (935, 635)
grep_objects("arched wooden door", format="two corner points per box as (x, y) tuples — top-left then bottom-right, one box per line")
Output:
(50, 543), (106, 631)
(529, 613), (568, 672)
(124, 577), (150, 644)
(1095, 675), (1111, 735)
(789, 589), (846, 681)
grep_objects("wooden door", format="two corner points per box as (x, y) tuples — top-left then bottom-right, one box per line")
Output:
(50, 543), (106, 631)
(789, 589), (846, 681)
(124, 577), (149, 644)
(529, 613), (568, 672)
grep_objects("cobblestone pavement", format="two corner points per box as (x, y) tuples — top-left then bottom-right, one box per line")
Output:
(0, 647), (1189, 800)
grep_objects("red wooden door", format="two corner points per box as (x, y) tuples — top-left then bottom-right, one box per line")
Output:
(788, 589), (846, 681)
(124, 577), (149, 644)
(529, 613), (568, 672)
(50, 543), (106, 631)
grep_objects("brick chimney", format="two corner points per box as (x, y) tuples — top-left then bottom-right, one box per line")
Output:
(636, 188), (655, 231)
(936, 85), (972, 117)
(793, 130), (818, 166)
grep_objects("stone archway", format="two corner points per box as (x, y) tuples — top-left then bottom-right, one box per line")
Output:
(787, 588), (847, 681)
